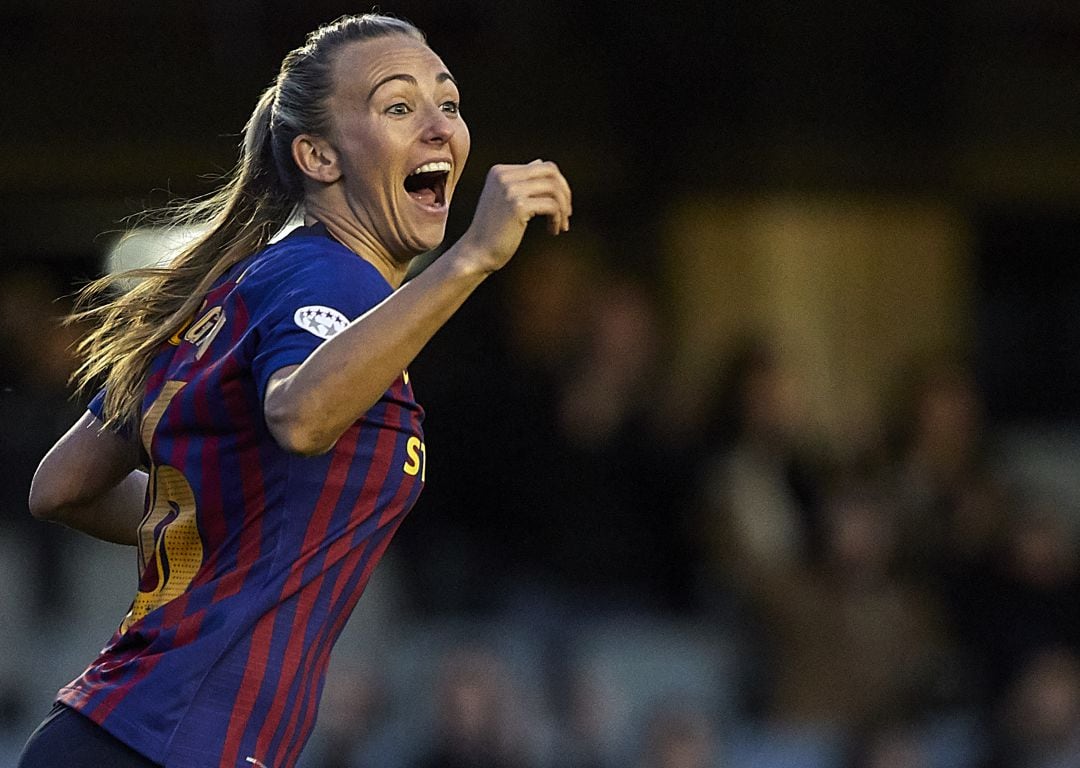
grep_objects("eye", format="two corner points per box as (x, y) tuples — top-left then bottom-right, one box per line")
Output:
(441, 100), (460, 115)
(386, 102), (411, 116)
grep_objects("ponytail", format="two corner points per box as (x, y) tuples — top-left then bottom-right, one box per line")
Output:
(69, 12), (425, 429)
(70, 84), (296, 429)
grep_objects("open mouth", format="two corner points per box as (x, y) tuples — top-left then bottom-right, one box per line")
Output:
(404, 161), (451, 208)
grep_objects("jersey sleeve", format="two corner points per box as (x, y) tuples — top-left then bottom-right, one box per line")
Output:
(87, 389), (107, 421)
(248, 247), (393, 405)
(86, 389), (136, 439)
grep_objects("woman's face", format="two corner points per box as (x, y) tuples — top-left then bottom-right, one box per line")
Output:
(324, 35), (470, 256)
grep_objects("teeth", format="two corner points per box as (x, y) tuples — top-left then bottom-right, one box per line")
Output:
(410, 161), (452, 175)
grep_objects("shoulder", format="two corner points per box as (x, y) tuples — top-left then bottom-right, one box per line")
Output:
(237, 227), (391, 307)
(239, 230), (366, 285)
(232, 226), (398, 327)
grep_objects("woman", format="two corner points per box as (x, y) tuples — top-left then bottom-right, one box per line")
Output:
(19, 13), (571, 768)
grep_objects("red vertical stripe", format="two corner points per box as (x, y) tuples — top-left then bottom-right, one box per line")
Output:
(87, 654), (163, 724)
(193, 366), (223, 564)
(277, 407), (418, 764)
(212, 309), (282, 768)
(282, 513), (410, 768)
(251, 423), (396, 759)
(220, 424), (362, 766)
(197, 298), (249, 587)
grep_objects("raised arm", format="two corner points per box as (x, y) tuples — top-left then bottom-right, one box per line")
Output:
(264, 160), (572, 455)
(29, 411), (145, 545)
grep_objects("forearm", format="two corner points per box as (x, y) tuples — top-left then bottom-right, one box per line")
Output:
(265, 244), (490, 453)
(38, 469), (147, 546)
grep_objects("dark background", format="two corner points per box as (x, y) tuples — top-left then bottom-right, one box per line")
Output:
(2, 0), (1079, 418)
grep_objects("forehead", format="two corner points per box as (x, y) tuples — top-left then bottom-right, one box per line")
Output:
(330, 36), (453, 100)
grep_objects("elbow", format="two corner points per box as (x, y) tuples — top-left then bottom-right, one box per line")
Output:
(275, 426), (337, 457)
(27, 496), (56, 522)
(264, 402), (338, 457)
(28, 472), (66, 522)
(28, 451), (94, 524)
(263, 370), (370, 456)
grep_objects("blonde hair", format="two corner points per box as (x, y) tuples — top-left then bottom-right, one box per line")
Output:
(71, 14), (425, 428)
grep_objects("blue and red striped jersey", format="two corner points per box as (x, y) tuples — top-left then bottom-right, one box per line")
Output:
(59, 224), (426, 768)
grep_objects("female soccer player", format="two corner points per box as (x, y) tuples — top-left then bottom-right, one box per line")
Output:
(19, 13), (571, 768)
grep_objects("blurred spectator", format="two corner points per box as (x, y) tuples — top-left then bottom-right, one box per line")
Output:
(510, 267), (693, 612)
(882, 353), (1015, 711)
(410, 646), (539, 768)
(983, 646), (1080, 768)
(696, 334), (827, 600)
(635, 700), (718, 768)
(552, 662), (615, 768)
(740, 471), (952, 733)
(966, 499), (1080, 708)
(402, 231), (694, 617)
(885, 355), (1007, 589)
(556, 274), (662, 448)
(502, 235), (597, 377)
(300, 665), (389, 768)
(553, 616), (734, 768)
(889, 356), (987, 510)
(692, 334), (829, 716)
(838, 721), (933, 768)
(393, 235), (597, 614)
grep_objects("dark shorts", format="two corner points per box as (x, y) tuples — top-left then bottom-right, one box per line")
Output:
(18, 702), (162, 768)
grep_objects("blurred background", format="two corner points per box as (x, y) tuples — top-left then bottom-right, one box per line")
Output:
(2, 1), (1080, 766)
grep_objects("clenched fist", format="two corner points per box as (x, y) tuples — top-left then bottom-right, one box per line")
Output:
(455, 159), (573, 274)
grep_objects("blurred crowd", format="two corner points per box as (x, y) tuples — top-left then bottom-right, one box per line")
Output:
(2, 232), (1080, 768)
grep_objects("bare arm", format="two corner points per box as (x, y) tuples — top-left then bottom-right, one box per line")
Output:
(265, 160), (572, 454)
(29, 411), (145, 545)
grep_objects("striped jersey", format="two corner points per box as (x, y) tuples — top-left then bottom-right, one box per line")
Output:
(58, 224), (426, 768)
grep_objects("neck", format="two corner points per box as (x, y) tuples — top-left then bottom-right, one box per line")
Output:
(303, 200), (410, 288)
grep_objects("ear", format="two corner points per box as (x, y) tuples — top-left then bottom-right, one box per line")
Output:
(291, 134), (341, 184)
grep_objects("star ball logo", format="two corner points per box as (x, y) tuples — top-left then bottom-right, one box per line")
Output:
(293, 305), (349, 340)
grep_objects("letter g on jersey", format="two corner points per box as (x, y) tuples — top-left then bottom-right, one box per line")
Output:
(293, 305), (349, 340)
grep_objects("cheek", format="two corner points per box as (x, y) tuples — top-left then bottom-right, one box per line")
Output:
(340, 139), (398, 198)
(456, 121), (472, 162)
(334, 118), (394, 172)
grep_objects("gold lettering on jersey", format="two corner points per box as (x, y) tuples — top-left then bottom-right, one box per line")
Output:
(122, 380), (204, 634)
(122, 467), (202, 632)
(183, 305), (225, 360)
(402, 436), (427, 482)
(402, 369), (410, 386)
(140, 381), (187, 455)
(167, 318), (192, 346)
(168, 300), (206, 346)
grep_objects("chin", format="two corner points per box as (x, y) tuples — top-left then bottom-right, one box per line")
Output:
(405, 227), (448, 255)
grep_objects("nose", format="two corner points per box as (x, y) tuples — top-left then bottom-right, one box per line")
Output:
(422, 106), (456, 145)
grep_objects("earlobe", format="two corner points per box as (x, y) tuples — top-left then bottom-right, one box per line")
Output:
(292, 134), (341, 184)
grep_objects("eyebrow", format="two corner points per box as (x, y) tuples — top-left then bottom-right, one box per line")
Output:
(368, 72), (458, 101)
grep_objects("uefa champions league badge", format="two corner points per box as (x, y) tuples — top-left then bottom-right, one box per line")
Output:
(293, 305), (349, 340)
